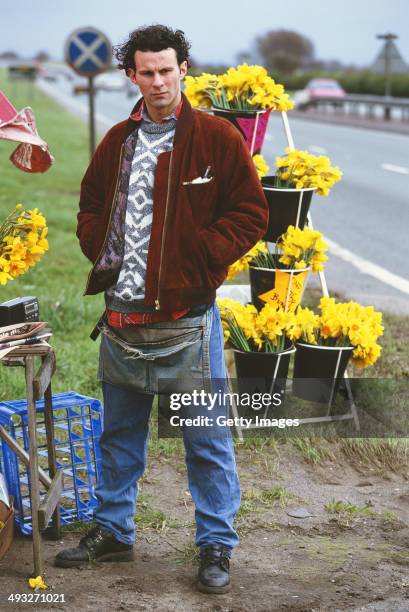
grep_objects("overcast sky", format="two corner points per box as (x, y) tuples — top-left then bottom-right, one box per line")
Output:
(2, 0), (408, 67)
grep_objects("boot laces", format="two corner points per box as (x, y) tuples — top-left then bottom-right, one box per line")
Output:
(201, 546), (230, 571)
(80, 526), (107, 550)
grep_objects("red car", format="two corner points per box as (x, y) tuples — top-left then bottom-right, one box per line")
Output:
(294, 79), (346, 108)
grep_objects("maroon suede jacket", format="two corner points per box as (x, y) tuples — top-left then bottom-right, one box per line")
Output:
(77, 93), (269, 312)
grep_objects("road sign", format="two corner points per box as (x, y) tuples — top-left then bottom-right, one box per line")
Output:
(65, 27), (112, 77)
(65, 27), (112, 157)
(372, 40), (408, 75)
(8, 64), (38, 81)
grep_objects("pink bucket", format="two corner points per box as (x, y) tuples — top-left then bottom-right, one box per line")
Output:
(212, 107), (272, 155)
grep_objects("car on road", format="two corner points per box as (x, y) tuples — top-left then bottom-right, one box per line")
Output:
(94, 71), (128, 92)
(38, 66), (58, 82)
(294, 78), (346, 109)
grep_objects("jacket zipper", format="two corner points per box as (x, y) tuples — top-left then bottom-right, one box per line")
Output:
(83, 144), (124, 296)
(155, 149), (174, 310)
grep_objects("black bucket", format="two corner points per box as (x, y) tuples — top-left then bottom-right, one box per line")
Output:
(249, 266), (276, 310)
(249, 265), (310, 311)
(261, 176), (315, 243)
(234, 342), (295, 407)
(293, 342), (354, 404)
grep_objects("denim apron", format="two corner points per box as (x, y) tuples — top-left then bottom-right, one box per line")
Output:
(98, 306), (214, 396)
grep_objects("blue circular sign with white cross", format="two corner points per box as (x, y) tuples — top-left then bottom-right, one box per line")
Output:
(65, 27), (112, 77)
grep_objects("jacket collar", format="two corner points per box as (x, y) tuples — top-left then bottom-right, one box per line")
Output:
(129, 98), (183, 122)
(126, 92), (194, 147)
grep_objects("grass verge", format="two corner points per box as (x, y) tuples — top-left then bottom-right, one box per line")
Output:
(0, 71), (104, 401)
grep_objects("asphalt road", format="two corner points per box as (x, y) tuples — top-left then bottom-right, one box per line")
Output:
(38, 77), (409, 315)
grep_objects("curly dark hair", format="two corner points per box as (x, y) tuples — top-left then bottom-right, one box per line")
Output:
(114, 24), (191, 74)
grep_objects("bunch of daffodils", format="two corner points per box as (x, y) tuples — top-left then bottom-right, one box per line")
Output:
(275, 148), (342, 196)
(217, 298), (294, 353)
(227, 227), (328, 282)
(255, 303), (294, 352)
(0, 204), (48, 286)
(286, 297), (383, 368)
(286, 305), (320, 346)
(185, 64), (294, 112)
(277, 226), (328, 272)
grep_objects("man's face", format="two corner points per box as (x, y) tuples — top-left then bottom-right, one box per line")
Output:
(128, 48), (187, 116)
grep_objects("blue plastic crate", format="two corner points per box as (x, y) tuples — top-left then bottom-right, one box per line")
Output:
(0, 391), (103, 535)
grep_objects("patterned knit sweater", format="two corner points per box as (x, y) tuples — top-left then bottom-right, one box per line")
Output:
(105, 113), (176, 310)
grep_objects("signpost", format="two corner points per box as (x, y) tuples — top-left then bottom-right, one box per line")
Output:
(64, 27), (112, 157)
(8, 64), (38, 81)
(373, 33), (407, 121)
(8, 62), (38, 102)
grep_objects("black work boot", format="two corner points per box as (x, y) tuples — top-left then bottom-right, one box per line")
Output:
(197, 544), (231, 593)
(54, 525), (134, 568)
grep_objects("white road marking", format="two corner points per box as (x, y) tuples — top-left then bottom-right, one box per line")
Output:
(381, 163), (409, 175)
(308, 145), (327, 154)
(326, 238), (409, 296)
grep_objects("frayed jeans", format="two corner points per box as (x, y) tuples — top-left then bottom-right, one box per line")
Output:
(94, 302), (241, 554)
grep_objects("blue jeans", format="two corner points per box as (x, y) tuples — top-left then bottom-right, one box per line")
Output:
(94, 302), (241, 553)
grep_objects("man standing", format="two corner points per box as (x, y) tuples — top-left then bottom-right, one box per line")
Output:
(55, 25), (268, 594)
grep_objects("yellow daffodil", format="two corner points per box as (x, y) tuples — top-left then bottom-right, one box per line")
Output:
(275, 148), (342, 195)
(218, 295), (382, 369)
(226, 241), (267, 281)
(277, 226), (328, 273)
(288, 297), (383, 368)
(217, 298), (294, 352)
(28, 576), (47, 590)
(252, 154), (269, 179)
(0, 204), (48, 286)
(318, 297), (383, 368)
(185, 64), (294, 112)
(286, 306), (319, 345)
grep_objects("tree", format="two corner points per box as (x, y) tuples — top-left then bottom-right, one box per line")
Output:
(33, 50), (51, 62)
(0, 51), (19, 60)
(236, 50), (257, 65)
(256, 30), (315, 74)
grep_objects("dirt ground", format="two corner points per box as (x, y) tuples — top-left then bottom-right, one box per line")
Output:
(1, 441), (409, 612)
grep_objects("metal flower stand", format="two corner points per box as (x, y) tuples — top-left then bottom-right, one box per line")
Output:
(0, 347), (62, 575)
(228, 111), (361, 440)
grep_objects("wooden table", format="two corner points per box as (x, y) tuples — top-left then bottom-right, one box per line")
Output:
(0, 347), (62, 575)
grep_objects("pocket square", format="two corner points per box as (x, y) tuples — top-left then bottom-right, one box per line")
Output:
(183, 176), (214, 185)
